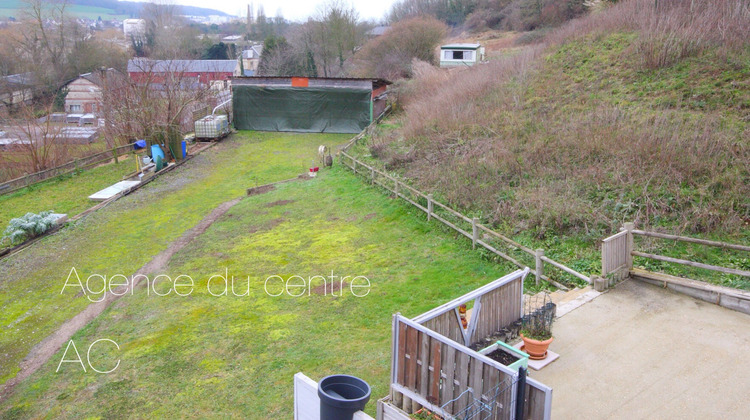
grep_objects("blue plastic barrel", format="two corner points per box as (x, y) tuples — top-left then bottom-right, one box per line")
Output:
(151, 145), (165, 161)
(181, 141), (187, 158)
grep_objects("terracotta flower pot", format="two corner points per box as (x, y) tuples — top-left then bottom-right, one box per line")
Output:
(520, 333), (554, 360)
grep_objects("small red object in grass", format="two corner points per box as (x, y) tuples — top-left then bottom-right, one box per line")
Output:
(310, 167), (319, 172)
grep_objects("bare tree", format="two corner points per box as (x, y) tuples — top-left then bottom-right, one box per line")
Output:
(139, 2), (202, 59)
(310, 1), (365, 77)
(17, 0), (74, 90)
(109, 59), (218, 146)
(4, 99), (64, 172)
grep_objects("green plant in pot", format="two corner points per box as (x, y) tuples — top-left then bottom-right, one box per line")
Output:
(520, 302), (555, 360)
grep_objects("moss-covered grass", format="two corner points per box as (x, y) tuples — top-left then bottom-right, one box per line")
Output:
(0, 132), (350, 386)
(0, 159), (133, 228)
(0, 163), (515, 418)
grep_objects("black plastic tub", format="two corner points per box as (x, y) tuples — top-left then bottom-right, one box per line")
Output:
(318, 374), (371, 420)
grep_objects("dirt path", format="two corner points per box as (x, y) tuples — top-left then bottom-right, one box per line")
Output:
(0, 197), (241, 402)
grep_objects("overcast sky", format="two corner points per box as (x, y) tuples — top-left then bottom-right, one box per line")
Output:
(152, 0), (398, 22)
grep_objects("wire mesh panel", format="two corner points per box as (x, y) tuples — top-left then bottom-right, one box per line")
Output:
(450, 376), (516, 420)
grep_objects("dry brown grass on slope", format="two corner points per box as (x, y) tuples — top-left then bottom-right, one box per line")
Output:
(376, 0), (750, 237)
(546, 0), (750, 67)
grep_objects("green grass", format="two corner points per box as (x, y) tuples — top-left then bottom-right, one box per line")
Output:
(0, 144), (516, 418)
(0, 159), (133, 229)
(0, 132), (349, 387)
(0, 2), (128, 19)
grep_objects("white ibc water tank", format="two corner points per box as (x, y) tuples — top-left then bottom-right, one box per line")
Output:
(195, 116), (220, 138)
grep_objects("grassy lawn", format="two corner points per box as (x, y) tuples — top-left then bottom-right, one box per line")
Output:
(0, 159), (133, 228)
(0, 151), (516, 418)
(0, 2), (128, 19)
(0, 132), (350, 387)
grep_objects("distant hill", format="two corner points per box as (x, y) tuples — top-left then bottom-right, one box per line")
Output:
(0, 0), (231, 20)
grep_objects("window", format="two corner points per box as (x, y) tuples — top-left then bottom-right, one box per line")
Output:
(443, 50), (475, 61)
(70, 105), (81, 112)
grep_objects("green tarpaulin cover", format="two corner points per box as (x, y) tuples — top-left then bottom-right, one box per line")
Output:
(233, 86), (372, 133)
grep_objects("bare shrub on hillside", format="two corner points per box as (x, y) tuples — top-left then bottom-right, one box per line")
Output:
(351, 17), (447, 80)
(544, 0), (750, 67)
(378, 0), (750, 236)
(400, 44), (544, 140)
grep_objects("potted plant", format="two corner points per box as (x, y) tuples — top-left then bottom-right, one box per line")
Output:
(411, 408), (442, 419)
(520, 303), (555, 360)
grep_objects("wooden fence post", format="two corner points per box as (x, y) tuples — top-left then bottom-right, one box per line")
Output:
(394, 179), (399, 197)
(371, 167), (375, 185)
(472, 218), (478, 249)
(624, 222), (634, 271)
(353, 158), (357, 174)
(593, 275), (607, 292)
(535, 249), (544, 286)
(427, 194), (433, 221)
(112, 147), (119, 164)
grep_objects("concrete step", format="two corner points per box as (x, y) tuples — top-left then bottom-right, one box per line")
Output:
(525, 286), (601, 318)
(556, 287), (601, 318)
(557, 286), (592, 306)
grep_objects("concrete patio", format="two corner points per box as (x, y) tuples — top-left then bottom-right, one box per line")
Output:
(532, 279), (750, 419)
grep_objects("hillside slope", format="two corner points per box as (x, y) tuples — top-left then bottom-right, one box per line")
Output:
(362, 0), (749, 286)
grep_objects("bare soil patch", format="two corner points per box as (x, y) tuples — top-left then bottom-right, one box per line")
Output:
(486, 348), (520, 366)
(264, 200), (295, 208)
(246, 184), (276, 196)
(312, 281), (349, 296)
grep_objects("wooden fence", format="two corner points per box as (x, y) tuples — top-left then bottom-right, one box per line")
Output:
(601, 222), (750, 313)
(630, 228), (750, 278)
(602, 222), (750, 279)
(339, 151), (590, 290)
(0, 143), (134, 196)
(412, 270), (528, 347)
(389, 270), (551, 419)
(601, 228), (630, 283)
(392, 314), (517, 419)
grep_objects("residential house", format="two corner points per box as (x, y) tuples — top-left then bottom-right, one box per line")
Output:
(0, 73), (34, 109)
(123, 19), (146, 40)
(241, 45), (263, 76)
(221, 35), (243, 43)
(64, 68), (125, 115)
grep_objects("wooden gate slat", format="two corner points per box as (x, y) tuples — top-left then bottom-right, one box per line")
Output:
(441, 345), (456, 412)
(419, 331), (430, 397)
(397, 322), (407, 385)
(428, 338), (441, 405)
(406, 325), (418, 390)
